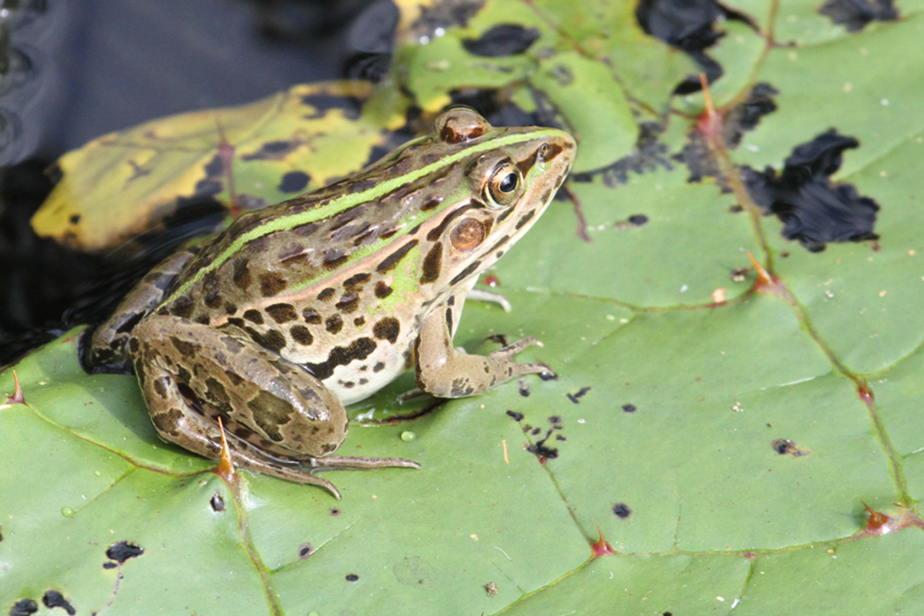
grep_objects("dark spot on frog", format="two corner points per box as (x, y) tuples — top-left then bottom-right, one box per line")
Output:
(248, 390), (296, 442)
(233, 259), (252, 291)
(266, 303), (298, 323)
(515, 209), (536, 230)
(302, 308), (323, 324)
(353, 316), (366, 327)
(373, 317), (400, 344)
(205, 377), (230, 405)
(259, 273), (287, 297)
(421, 196), (443, 211)
(298, 542), (313, 559)
(622, 403), (637, 413)
(153, 377), (169, 398)
(248, 328), (287, 353)
(129, 337), (140, 354)
(506, 410), (524, 421)
(420, 242), (442, 284)
(326, 315), (344, 334)
(171, 295), (195, 318)
(223, 302), (238, 315)
(9, 598), (39, 615)
(449, 259), (482, 286)
(106, 540), (145, 564)
(342, 381), (356, 389)
(344, 273), (371, 289)
(42, 590), (75, 615)
(346, 574), (360, 582)
(278, 171), (311, 193)
(204, 290), (223, 309)
(336, 293), (360, 313)
(374, 281), (393, 299)
(305, 337), (377, 380)
(210, 493), (226, 512)
(323, 249), (349, 269)
(373, 362), (385, 373)
(223, 369), (244, 386)
(377, 239), (419, 272)
(170, 338), (198, 360)
(291, 325), (314, 346)
(244, 309), (265, 325)
(566, 387), (591, 404)
(317, 287), (336, 301)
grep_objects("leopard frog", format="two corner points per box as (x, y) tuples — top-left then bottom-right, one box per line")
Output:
(86, 108), (576, 498)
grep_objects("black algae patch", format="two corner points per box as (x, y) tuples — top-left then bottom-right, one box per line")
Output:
(612, 503), (633, 519)
(42, 591), (75, 616)
(635, 0), (754, 94)
(571, 122), (673, 186)
(106, 540), (144, 565)
(346, 574), (360, 582)
(721, 83), (778, 149)
(819, 0), (898, 31)
(9, 599), (38, 616)
(526, 441), (559, 460)
(743, 129), (879, 252)
(462, 24), (539, 57)
(506, 410), (525, 422)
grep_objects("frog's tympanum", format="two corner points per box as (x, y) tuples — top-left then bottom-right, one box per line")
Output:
(86, 108), (576, 498)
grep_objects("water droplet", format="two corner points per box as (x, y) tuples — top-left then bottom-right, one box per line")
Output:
(401, 431), (416, 442)
(61, 507), (75, 517)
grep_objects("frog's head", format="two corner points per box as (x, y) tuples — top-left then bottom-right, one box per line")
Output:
(408, 108), (576, 296)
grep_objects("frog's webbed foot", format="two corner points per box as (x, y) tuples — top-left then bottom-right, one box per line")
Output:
(415, 307), (555, 399)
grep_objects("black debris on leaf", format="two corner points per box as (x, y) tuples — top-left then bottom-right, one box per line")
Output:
(278, 171), (311, 193)
(42, 591), (75, 616)
(345, 573), (360, 582)
(412, 0), (482, 40)
(571, 122), (674, 186)
(742, 129), (879, 252)
(566, 387), (591, 404)
(636, 0), (755, 94)
(298, 542), (313, 559)
(622, 404), (637, 413)
(301, 92), (363, 120)
(105, 540), (144, 565)
(462, 24), (540, 57)
(526, 441), (559, 460)
(506, 410), (525, 422)
(8, 599), (38, 616)
(518, 379), (531, 397)
(721, 83), (778, 149)
(628, 214), (649, 226)
(448, 89), (543, 131)
(819, 0), (898, 31)
(210, 493), (226, 512)
(612, 503), (633, 518)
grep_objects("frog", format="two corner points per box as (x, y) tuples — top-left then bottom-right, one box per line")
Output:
(84, 108), (576, 498)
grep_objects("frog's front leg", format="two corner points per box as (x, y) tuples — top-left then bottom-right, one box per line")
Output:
(130, 316), (418, 499)
(414, 296), (554, 398)
(84, 249), (196, 374)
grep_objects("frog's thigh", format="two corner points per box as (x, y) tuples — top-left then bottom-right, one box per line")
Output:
(414, 299), (549, 398)
(86, 250), (197, 373)
(130, 315), (349, 461)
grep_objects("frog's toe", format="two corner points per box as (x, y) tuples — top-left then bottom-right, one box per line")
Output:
(310, 455), (422, 471)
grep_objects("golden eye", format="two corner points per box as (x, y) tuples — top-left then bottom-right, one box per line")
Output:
(450, 218), (486, 251)
(485, 161), (522, 208)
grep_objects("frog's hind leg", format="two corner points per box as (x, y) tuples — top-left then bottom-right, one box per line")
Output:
(129, 316), (417, 499)
(83, 249), (197, 374)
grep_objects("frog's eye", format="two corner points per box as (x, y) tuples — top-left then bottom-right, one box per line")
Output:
(485, 161), (522, 208)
